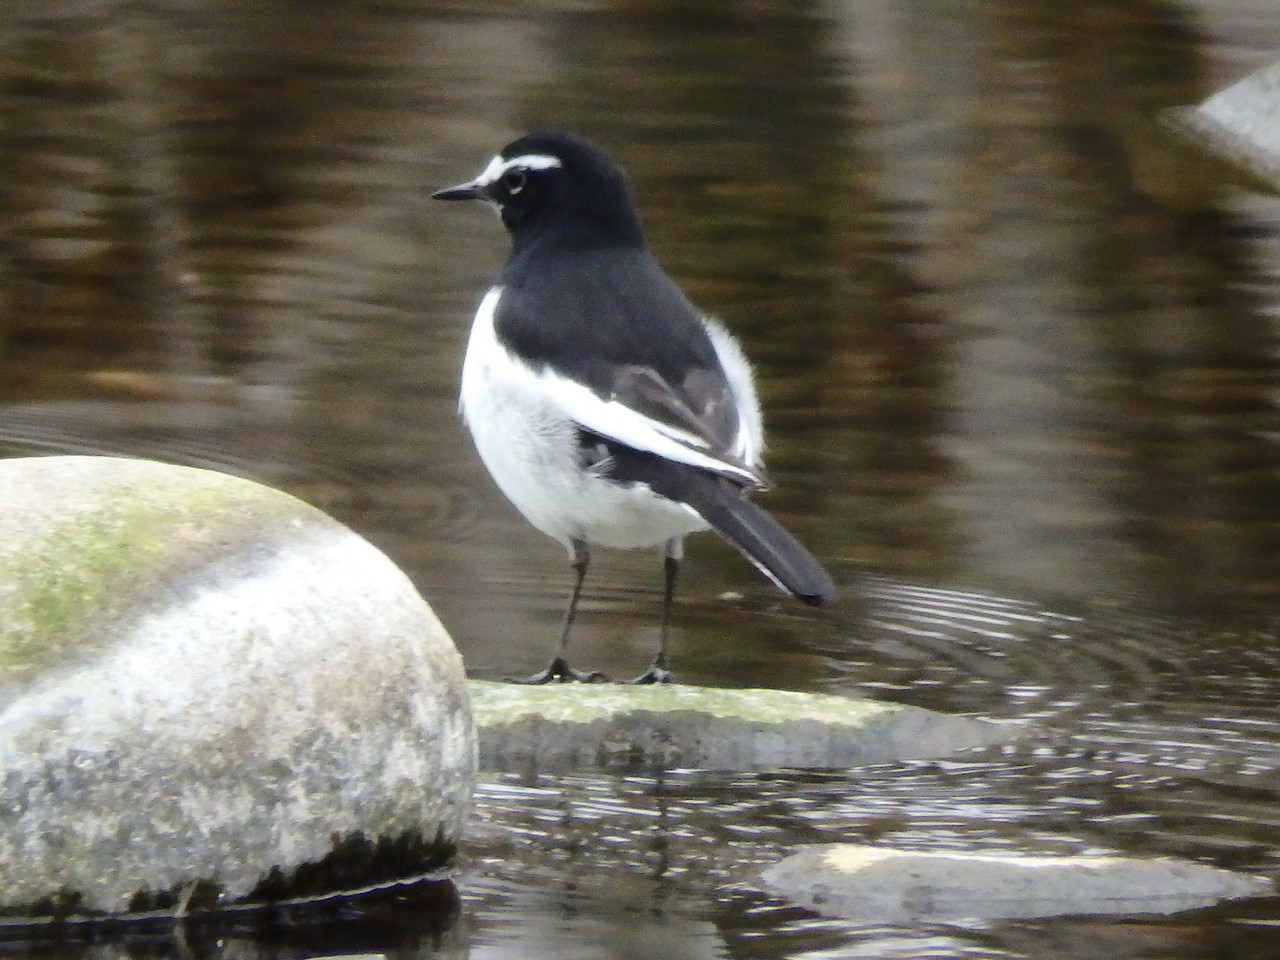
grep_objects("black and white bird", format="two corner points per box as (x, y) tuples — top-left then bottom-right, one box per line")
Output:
(432, 130), (836, 684)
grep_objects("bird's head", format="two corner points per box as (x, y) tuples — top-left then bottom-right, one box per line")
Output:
(432, 130), (644, 248)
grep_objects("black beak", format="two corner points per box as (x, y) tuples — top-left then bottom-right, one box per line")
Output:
(431, 178), (485, 202)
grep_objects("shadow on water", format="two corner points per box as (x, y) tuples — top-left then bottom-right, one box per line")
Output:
(2, 0), (1280, 957)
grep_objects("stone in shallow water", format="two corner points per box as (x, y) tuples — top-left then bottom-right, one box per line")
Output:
(760, 845), (1273, 923)
(470, 681), (1018, 772)
(0, 455), (475, 917)
(1168, 59), (1280, 192)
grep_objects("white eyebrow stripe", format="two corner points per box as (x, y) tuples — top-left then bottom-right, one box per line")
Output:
(475, 153), (562, 185)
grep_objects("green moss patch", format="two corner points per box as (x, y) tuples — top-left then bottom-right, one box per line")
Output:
(0, 457), (320, 678)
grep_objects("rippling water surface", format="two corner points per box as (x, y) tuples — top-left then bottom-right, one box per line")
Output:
(3, 1), (1280, 957)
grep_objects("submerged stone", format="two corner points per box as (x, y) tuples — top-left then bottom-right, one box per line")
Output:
(1168, 58), (1280, 193)
(0, 455), (475, 917)
(470, 681), (1017, 772)
(761, 845), (1273, 923)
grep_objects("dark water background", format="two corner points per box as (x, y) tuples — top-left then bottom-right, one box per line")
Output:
(4, 1), (1280, 957)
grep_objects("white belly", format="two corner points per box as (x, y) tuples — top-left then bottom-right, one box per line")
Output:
(458, 288), (710, 553)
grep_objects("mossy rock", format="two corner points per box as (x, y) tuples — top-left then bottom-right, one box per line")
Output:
(0, 456), (475, 918)
(470, 680), (1018, 772)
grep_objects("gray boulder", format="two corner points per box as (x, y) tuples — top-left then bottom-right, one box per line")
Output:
(0, 455), (475, 917)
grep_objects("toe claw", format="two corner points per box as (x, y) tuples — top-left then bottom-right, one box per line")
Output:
(625, 653), (672, 685)
(505, 656), (612, 684)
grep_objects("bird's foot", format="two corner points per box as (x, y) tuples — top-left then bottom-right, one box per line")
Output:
(505, 656), (610, 684)
(624, 653), (672, 685)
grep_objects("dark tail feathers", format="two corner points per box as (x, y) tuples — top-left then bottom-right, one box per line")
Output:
(677, 474), (837, 606)
(590, 436), (837, 605)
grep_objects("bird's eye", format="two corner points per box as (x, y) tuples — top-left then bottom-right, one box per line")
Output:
(501, 169), (528, 194)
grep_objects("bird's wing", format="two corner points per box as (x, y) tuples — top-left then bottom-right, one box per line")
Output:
(490, 268), (767, 488)
(486, 285), (762, 483)
(612, 362), (744, 452)
(536, 361), (764, 488)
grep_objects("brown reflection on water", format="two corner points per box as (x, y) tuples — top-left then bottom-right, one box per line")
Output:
(917, 1), (1280, 608)
(0, 2), (1276, 637)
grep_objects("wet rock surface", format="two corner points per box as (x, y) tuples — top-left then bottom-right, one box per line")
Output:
(1169, 57), (1280, 191)
(0, 455), (475, 917)
(760, 844), (1273, 923)
(470, 680), (1019, 772)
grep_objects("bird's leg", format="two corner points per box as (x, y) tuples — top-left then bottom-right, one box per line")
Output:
(507, 538), (609, 684)
(627, 538), (680, 684)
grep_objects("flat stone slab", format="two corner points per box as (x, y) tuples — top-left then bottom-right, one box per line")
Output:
(470, 681), (1018, 771)
(0, 455), (475, 917)
(761, 845), (1273, 923)
(1168, 58), (1280, 192)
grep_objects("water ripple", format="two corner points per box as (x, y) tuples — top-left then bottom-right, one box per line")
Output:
(462, 578), (1280, 957)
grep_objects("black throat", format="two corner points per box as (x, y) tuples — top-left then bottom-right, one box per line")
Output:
(506, 200), (645, 267)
